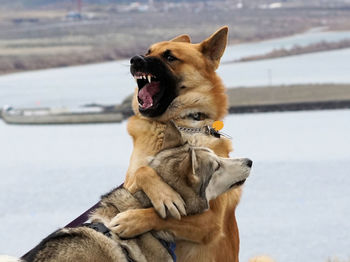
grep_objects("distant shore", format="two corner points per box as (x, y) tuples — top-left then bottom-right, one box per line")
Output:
(4, 84), (349, 124)
(118, 84), (350, 119)
(226, 84), (350, 113)
(1, 4), (350, 75)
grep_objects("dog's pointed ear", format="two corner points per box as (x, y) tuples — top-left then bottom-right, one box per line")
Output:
(162, 121), (185, 150)
(199, 26), (228, 69)
(170, 34), (191, 43)
(188, 148), (200, 185)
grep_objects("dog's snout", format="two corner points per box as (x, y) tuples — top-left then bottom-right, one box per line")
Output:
(245, 159), (253, 168)
(130, 55), (146, 67)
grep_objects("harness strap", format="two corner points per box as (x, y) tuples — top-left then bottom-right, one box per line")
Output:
(159, 239), (177, 262)
(84, 222), (137, 262)
(83, 222), (112, 238)
(64, 202), (101, 228)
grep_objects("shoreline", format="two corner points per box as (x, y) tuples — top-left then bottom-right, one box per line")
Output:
(2, 30), (350, 77)
(228, 100), (350, 114)
(2, 84), (349, 124)
(1, 28), (349, 76)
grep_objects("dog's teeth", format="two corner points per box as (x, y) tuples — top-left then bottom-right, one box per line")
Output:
(147, 75), (151, 83)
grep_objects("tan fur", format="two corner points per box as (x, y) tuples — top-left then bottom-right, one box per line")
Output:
(21, 122), (250, 262)
(121, 27), (243, 262)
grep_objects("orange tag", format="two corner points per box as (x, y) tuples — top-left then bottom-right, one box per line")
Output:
(212, 120), (224, 131)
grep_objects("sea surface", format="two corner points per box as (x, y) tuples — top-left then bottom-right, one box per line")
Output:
(0, 110), (349, 262)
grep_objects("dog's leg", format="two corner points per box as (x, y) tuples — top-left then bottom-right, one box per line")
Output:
(125, 166), (186, 219)
(110, 205), (222, 245)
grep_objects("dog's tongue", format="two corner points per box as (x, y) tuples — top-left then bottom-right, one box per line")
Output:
(138, 82), (160, 109)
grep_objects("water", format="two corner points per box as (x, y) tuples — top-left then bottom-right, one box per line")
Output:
(225, 110), (350, 262)
(0, 121), (131, 256)
(1, 30), (350, 108)
(222, 29), (350, 62)
(1, 110), (350, 262)
(0, 60), (134, 108)
(219, 48), (350, 87)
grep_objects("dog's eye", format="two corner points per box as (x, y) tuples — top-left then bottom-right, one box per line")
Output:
(163, 50), (178, 62)
(215, 162), (221, 171)
(166, 54), (177, 62)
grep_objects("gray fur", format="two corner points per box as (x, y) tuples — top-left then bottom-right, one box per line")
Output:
(21, 122), (251, 262)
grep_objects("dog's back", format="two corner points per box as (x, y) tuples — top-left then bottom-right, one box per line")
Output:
(21, 187), (173, 262)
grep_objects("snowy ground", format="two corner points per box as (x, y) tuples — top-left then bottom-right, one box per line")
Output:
(0, 110), (349, 261)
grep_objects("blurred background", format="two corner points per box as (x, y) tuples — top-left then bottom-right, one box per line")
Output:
(0, 0), (349, 261)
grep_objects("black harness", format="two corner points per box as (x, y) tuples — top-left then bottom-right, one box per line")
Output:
(83, 222), (112, 238)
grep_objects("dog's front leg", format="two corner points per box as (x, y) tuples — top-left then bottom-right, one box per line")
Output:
(110, 207), (220, 245)
(124, 166), (186, 220)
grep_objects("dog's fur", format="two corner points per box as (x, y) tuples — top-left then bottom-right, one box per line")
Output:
(114, 27), (242, 262)
(16, 123), (251, 262)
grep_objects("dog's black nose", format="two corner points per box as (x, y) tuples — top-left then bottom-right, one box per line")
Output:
(130, 55), (146, 67)
(245, 159), (253, 168)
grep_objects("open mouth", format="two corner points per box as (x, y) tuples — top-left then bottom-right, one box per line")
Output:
(133, 72), (163, 111)
(229, 179), (246, 189)
(130, 55), (178, 117)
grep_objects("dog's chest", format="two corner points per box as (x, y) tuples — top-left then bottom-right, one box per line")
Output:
(128, 116), (167, 151)
(126, 117), (167, 175)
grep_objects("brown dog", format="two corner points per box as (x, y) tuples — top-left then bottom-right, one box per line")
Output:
(112, 27), (243, 262)
(14, 122), (251, 262)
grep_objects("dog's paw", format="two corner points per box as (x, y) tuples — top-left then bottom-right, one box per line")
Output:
(145, 183), (186, 219)
(133, 166), (186, 219)
(109, 209), (154, 238)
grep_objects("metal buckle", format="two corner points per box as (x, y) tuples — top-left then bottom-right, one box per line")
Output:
(217, 131), (232, 140)
(203, 125), (232, 140)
